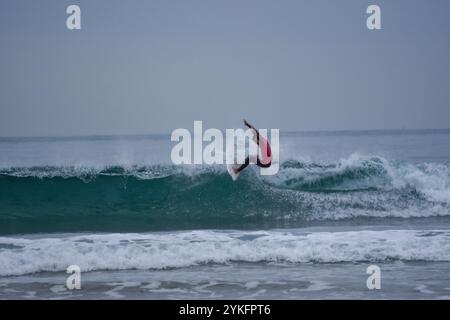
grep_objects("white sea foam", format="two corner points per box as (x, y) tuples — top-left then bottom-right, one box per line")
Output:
(1, 229), (450, 276)
(266, 153), (450, 204)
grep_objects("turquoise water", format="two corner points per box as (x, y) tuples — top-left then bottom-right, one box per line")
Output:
(1, 130), (450, 298)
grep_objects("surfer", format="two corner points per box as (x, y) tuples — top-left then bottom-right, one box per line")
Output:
(234, 119), (272, 174)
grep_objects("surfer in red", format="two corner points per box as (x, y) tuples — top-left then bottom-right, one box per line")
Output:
(234, 119), (272, 173)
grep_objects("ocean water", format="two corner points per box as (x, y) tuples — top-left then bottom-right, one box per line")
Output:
(1, 130), (450, 299)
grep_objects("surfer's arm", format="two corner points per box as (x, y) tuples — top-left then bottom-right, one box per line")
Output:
(243, 119), (260, 136)
(243, 119), (261, 145)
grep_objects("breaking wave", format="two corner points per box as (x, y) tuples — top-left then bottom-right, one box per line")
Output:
(1, 229), (450, 276)
(0, 154), (449, 234)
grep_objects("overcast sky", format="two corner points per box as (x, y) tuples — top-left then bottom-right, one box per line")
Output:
(0, 0), (449, 137)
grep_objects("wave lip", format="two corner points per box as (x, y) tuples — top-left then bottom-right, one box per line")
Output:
(1, 229), (450, 276)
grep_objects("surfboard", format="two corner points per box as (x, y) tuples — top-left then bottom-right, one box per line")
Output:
(226, 163), (240, 181)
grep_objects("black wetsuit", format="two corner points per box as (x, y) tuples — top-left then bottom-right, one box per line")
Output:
(235, 129), (272, 173)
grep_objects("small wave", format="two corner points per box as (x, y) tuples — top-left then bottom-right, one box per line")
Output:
(0, 165), (181, 181)
(1, 229), (450, 276)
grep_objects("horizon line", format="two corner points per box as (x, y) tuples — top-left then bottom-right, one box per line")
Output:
(1, 127), (450, 140)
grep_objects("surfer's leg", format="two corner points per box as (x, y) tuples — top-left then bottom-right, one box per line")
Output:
(235, 156), (250, 173)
